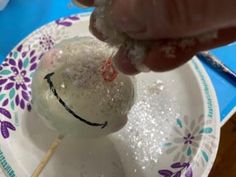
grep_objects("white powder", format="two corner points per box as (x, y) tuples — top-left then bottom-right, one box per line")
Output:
(93, 0), (218, 69)
(160, 44), (177, 58)
(128, 44), (150, 72)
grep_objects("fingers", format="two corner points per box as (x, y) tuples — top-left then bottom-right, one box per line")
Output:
(89, 12), (107, 41)
(110, 0), (146, 35)
(75, 0), (236, 74)
(110, 0), (236, 40)
(89, 2), (146, 41)
(73, 0), (106, 41)
(113, 46), (140, 75)
(196, 27), (236, 51)
(73, 0), (94, 7)
(115, 27), (236, 74)
(143, 43), (193, 72)
(86, 0), (148, 42)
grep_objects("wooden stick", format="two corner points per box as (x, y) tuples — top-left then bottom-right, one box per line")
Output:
(31, 135), (64, 177)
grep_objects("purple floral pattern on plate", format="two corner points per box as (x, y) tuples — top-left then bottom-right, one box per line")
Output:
(0, 120), (16, 139)
(0, 42), (37, 139)
(0, 91), (16, 138)
(184, 133), (195, 145)
(0, 14), (81, 139)
(159, 162), (193, 177)
(0, 42), (41, 138)
(0, 43), (38, 138)
(0, 44), (38, 111)
(55, 15), (80, 27)
(39, 34), (55, 51)
(162, 114), (217, 168)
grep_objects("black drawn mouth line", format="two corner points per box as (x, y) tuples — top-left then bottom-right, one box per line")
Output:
(44, 72), (108, 129)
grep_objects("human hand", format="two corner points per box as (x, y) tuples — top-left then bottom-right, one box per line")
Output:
(74, 0), (236, 74)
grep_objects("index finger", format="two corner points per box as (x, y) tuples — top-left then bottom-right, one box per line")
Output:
(114, 27), (236, 74)
(73, 0), (95, 7)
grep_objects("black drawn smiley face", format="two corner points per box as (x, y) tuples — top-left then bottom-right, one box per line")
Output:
(31, 37), (135, 138)
(44, 72), (108, 129)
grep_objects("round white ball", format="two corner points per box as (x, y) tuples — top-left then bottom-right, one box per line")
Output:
(31, 37), (135, 138)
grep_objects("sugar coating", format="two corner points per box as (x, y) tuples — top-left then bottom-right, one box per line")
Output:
(32, 37), (135, 138)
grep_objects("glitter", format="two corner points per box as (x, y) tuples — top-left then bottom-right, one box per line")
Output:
(110, 77), (180, 176)
(61, 83), (65, 88)
(137, 141), (142, 148)
(160, 45), (176, 58)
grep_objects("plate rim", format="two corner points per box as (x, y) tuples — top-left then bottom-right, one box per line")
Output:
(189, 58), (220, 177)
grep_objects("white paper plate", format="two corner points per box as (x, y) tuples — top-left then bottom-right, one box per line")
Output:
(0, 14), (220, 177)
